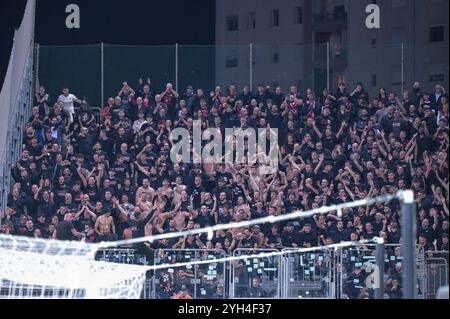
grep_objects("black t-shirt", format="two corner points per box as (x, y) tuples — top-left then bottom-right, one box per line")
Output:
(281, 230), (300, 247)
(56, 221), (75, 240)
(299, 231), (317, 247)
(231, 183), (245, 202)
(266, 232), (282, 246)
(190, 185), (205, 209)
(284, 199), (301, 214)
(196, 212), (215, 228)
(217, 212), (232, 225)
(241, 235), (257, 249)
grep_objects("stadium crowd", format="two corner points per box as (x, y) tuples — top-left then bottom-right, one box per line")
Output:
(0, 79), (448, 298)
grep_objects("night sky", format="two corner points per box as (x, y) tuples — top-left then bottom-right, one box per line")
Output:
(0, 0), (215, 88)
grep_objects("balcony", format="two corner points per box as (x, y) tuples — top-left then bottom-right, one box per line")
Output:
(313, 12), (348, 32)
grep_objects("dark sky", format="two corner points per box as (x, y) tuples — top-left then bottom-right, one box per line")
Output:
(0, 0), (215, 88)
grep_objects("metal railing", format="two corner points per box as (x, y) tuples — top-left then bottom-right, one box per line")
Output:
(0, 39), (34, 217)
(93, 246), (446, 299)
(282, 248), (335, 299)
(153, 249), (227, 299)
(424, 251), (449, 299)
(229, 249), (281, 298)
(339, 244), (426, 299)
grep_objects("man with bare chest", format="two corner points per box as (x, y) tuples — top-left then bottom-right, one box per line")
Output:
(94, 211), (116, 239)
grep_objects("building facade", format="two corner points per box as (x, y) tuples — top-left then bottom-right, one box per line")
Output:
(215, 0), (449, 95)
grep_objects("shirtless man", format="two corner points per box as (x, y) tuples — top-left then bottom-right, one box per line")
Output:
(152, 201), (182, 234)
(172, 207), (191, 231)
(157, 178), (174, 200)
(135, 178), (155, 203)
(136, 192), (153, 212)
(172, 176), (187, 204)
(94, 211), (116, 236)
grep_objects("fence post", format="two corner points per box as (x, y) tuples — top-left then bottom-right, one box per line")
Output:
(175, 43), (179, 92)
(327, 42), (330, 91)
(402, 190), (417, 299)
(401, 43), (404, 94)
(101, 42), (104, 108)
(249, 43), (253, 91)
(375, 242), (385, 299)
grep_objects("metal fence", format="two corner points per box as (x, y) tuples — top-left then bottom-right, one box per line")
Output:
(282, 248), (335, 298)
(95, 248), (148, 266)
(94, 247), (446, 299)
(153, 249), (226, 299)
(230, 249), (281, 298)
(35, 43), (449, 111)
(425, 251), (449, 299)
(339, 244), (426, 299)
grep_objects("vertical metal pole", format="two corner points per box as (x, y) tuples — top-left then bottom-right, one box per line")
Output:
(402, 190), (417, 299)
(175, 43), (179, 92)
(249, 43), (253, 91)
(327, 42), (330, 91)
(101, 42), (104, 107)
(375, 241), (385, 299)
(401, 43), (404, 94)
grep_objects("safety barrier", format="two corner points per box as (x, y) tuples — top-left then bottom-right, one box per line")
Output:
(95, 248), (148, 266)
(153, 249), (226, 299)
(339, 244), (426, 299)
(282, 248), (335, 298)
(229, 249), (281, 298)
(424, 251), (449, 299)
(92, 246), (442, 299)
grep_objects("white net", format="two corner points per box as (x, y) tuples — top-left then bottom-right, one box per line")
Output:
(0, 235), (147, 299)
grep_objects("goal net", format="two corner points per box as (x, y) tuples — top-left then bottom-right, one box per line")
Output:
(0, 234), (147, 299)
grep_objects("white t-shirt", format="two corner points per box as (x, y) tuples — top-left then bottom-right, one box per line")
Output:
(58, 94), (78, 114)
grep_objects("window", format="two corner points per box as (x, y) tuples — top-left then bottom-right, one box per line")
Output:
(430, 74), (445, 82)
(271, 46), (280, 63)
(226, 16), (238, 32)
(271, 9), (279, 27)
(391, 68), (402, 86)
(295, 7), (303, 24)
(430, 26), (444, 42)
(225, 49), (238, 68)
(371, 73), (377, 87)
(247, 12), (256, 30)
(430, 64), (445, 82)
